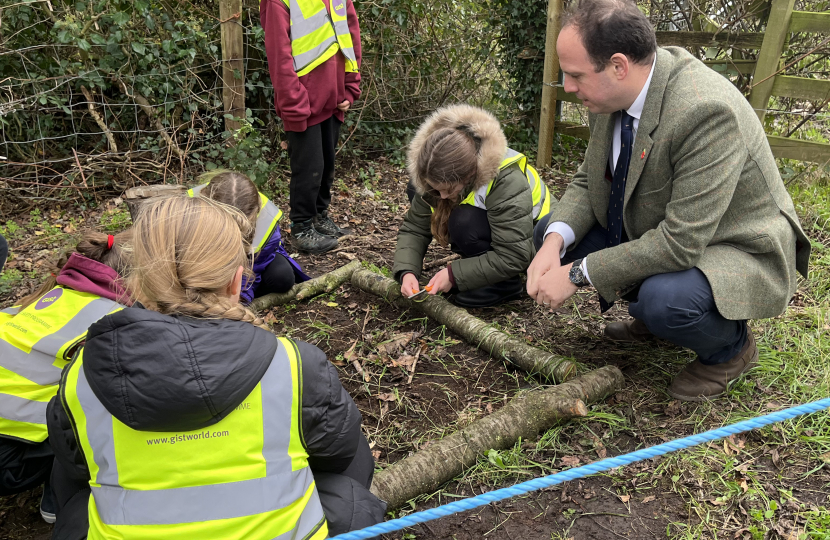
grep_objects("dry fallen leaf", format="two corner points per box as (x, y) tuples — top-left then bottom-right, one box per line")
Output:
(642, 496), (656, 504)
(391, 353), (416, 369)
(378, 331), (420, 355)
(377, 393), (397, 402)
(619, 494), (631, 503)
(371, 450), (381, 460)
(560, 456), (581, 468)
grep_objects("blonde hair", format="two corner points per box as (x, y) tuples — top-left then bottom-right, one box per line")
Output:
(18, 229), (133, 311)
(129, 195), (268, 330)
(197, 169), (259, 243)
(414, 127), (479, 246)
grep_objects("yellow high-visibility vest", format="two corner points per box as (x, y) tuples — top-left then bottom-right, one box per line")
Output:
(188, 183), (283, 255)
(431, 148), (552, 222)
(279, 0), (359, 76)
(62, 337), (327, 540)
(0, 288), (122, 442)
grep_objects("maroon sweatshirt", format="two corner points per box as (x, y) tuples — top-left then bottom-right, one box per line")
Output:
(56, 252), (131, 305)
(260, 0), (362, 132)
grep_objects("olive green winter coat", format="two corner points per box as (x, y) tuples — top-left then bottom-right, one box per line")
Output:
(392, 105), (548, 291)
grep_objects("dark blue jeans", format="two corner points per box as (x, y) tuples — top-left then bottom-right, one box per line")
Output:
(533, 221), (747, 364)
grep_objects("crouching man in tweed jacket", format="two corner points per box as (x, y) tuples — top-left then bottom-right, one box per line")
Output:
(527, 0), (810, 401)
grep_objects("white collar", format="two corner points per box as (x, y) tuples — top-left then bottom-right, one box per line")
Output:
(625, 56), (656, 120)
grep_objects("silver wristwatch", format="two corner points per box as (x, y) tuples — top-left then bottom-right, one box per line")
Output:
(568, 258), (589, 287)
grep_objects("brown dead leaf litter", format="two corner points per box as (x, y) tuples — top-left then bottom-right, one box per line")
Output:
(1, 155), (829, 540)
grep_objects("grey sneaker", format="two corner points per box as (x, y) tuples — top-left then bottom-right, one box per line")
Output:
(292, 219), (338, 254)
(313, 211), (349, 238)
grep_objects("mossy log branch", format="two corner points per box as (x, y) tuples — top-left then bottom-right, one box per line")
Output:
(351, 268), (576, 383)
(370, 365), (624, 509)
(250, 260), (361, 312)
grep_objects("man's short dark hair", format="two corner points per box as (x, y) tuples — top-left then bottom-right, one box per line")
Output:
(563, 0), (657, 72)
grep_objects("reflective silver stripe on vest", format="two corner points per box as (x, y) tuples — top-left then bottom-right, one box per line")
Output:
(0, 297), (119, 386)
(290, 0), (338, 72)
(76, 364), (120, 486)
(271, 490), (326, 540)
(81, 344), (316, 527)
(503, 148), (546, 219)
(292, 36), (338, 73)
(331, 19), (356, 62)
(1, 306), (19, 315)
(0, 392), (47, 425)
(190, 183), (206, 196)
(289, 4), (330, 40)
(528, 166), (546, 220)
(253, 200), (281, 251)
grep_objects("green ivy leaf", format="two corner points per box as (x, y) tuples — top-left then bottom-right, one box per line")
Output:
(131, 42), (146, 55)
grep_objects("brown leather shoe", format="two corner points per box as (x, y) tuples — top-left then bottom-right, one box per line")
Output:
(667, 331), (758, 402)
(603, 319), (654, 342)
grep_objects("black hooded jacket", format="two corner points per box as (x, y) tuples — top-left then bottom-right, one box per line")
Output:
(47, 306), (364, 487)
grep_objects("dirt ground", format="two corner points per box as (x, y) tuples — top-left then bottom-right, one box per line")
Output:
(1, 153), (828, 540)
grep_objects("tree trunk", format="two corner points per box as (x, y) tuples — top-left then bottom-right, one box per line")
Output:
(250, 260), (361, 311)
(370, 365), (624, 509)
(351, 268), (576, 383)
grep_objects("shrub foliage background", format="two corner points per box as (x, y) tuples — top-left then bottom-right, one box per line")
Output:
(0, 0), (828, 204)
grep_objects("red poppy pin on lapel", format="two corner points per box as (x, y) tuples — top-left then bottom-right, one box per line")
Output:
(640, 150), (646, 159)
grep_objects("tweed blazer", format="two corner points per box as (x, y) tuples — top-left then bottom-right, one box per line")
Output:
(551, 47), (810, 320)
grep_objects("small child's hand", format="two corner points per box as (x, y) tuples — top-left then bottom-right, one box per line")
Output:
(426, 269), (452, 295)
(337, 100), (351, 112)
(401, 273), (420, 298)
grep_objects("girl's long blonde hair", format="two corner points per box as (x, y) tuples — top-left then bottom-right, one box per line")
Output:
(129, 195), (268, 330)
(414, 127), (479, 246)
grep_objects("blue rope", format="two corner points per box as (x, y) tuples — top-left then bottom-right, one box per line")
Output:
(330, 397), (830, 540)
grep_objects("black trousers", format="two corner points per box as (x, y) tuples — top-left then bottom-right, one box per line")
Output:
(0, 232), (7, 272)
(50, 436), (385, 540)
(532, 220), (747, 364)
(404, 181), (493, 258)
(285, 116), (342, 224)
(0, 437), (52, 496)
(254, 254), (297, 298)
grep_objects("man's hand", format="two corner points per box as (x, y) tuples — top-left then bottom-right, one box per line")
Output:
(527, 232), (564, 300)
(401, 273), (420, 298)
(533, 262), (578, 309)
(337, 100), (351, 112)
(426, 268), (453, 294)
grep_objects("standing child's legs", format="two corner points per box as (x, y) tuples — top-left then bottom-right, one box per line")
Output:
(313, 116), (348, 238)
(316, 116), (342, 219)
(286, 123), (338, 253)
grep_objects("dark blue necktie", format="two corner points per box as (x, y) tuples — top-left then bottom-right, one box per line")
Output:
(600, 110), (634, 312)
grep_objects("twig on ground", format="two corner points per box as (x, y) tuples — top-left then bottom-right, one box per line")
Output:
(423, 253), (460, 270)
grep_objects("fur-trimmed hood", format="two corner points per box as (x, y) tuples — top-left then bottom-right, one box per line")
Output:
(407, 104), (507, 194)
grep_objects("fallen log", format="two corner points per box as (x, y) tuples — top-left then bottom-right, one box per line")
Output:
(351, 267), (576, 383)
(370, 365), (624, 509)
(250, 259), (361, 312)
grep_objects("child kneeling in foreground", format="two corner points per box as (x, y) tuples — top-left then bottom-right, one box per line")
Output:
(47, 196), (385, 540)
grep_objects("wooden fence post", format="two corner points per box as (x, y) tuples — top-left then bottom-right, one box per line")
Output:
(747, 0), (796, 121)
(536, 0), (565, 169)
(220, 0), (245, 134)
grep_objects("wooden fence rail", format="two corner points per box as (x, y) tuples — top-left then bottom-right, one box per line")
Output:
(536, 0), (830, 166)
